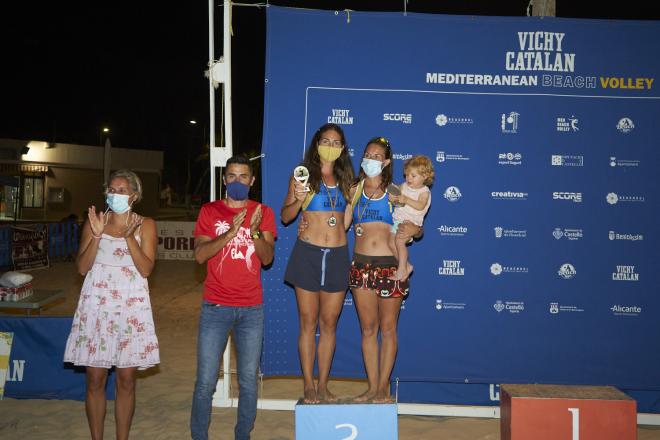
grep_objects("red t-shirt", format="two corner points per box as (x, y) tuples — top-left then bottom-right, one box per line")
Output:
(193, 199), (277, 306)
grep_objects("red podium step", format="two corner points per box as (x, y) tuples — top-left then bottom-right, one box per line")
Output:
(500, 384), (636, 440)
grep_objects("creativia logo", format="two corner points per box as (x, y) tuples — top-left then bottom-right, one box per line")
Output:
(436, 114), (448, 126)
(490, 263), (503, 276)
(558, 263), (576, 279)
(556, 116), (579, 132)
(501, 112), (520, 133)
(616, 117), (634, 133)
(444, 186), (462, 202)
(383, 113), (412, 124)
(606, 192), (619, 205)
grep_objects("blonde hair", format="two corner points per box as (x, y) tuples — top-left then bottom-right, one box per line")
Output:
(105, 169), (143, 203)
(404, 155), (434, 186)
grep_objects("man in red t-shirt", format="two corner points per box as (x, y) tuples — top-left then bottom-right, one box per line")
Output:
(190, 156), (276, 440)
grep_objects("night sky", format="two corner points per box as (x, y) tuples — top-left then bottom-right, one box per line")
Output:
(2, 1), (658, 196)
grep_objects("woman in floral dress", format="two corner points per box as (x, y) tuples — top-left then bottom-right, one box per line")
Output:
(64, 169), (159, 440)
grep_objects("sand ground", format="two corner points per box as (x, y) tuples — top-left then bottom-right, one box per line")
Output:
(1, 260), (658, 439)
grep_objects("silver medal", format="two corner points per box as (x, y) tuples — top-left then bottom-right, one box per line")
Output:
(327, 216), (337, 227)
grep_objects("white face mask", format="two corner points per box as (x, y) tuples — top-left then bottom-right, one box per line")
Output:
(106, 193), (131, 214)
(361, 158), (383, 177)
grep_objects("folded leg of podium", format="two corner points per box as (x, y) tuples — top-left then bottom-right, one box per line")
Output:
(500, 384), (636, 440)
(295, 400), (397, 440)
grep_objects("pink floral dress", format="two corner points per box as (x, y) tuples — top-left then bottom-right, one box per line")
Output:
(64, 233), (159, 370)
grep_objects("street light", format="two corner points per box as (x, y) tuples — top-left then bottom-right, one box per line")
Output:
(100, 126), (110, 145)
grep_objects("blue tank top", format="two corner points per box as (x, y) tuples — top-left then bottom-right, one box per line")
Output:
(303, 185), (347, 212)
(352, 191), (393, 225)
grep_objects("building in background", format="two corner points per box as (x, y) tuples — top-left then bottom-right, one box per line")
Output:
(0, 139), (163, 222)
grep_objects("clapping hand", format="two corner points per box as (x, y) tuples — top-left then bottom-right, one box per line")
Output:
(123, 212), (144, 238)
(88, 206), (105, 237)
(229, 209), (248, 238)
(250, 205), (263, 235)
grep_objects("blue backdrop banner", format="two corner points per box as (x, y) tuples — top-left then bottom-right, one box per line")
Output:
(260, 6), (660, 409)
(0, 317), (114, 400)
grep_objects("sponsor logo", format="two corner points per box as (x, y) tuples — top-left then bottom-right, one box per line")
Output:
(606, 192), (645, 204)
(609, 156), (640, 167)
(348, 148), (355, 157)
(435, 299), (466, 311)
(439, 260), (464, 276)
(493, 300), (525, 314)
(611, 304), (641, 316)
(501, 112), (520, 133)
(490, 263), (528, 275)
(343, 297), (353, 306)
(437, 150), (470, 163)
(436, 114), (474, 126)
(444, 186), (462, 202)
(553, 191), (582, 203)
(383, 113), (412, 124)
(327, 108), (353, 125)
(549, 302), (584, 314)
(558, 263), (576, 279)
(494, 227), (527, 238)
(438, 225), (468, 237)
(498, 152), (522, 166)
(551, 155), (584, 167)
(556, 116), (579, 132)
(612, 265), (639, 281)
(491, 191), (528, 200)
(616, 117), (634, 133)
(392, 153), (413, 161)
(553, 228), (583, 240)
(608, 230), (643, 241)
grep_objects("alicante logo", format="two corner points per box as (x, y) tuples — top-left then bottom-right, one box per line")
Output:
(490, 263), (503, 276)
(493, 300), (505, 312)
(444, 186), (462, 202)
(616, 117), (634, 133)
(558, 263), (576, 279)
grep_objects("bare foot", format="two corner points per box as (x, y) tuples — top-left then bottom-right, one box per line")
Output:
(372, 391), (395, 403)
(353, 391), (376, 403)
(318, 387), (339, 403)
(303, 387), (319, 404)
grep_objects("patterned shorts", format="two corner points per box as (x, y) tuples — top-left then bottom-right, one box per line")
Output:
(348, 253), (409, 298)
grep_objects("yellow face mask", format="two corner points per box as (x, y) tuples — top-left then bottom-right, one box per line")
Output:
(318, 145), (343, 162)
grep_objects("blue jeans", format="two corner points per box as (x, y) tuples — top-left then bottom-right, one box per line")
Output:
(191, 301), (264, 440)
